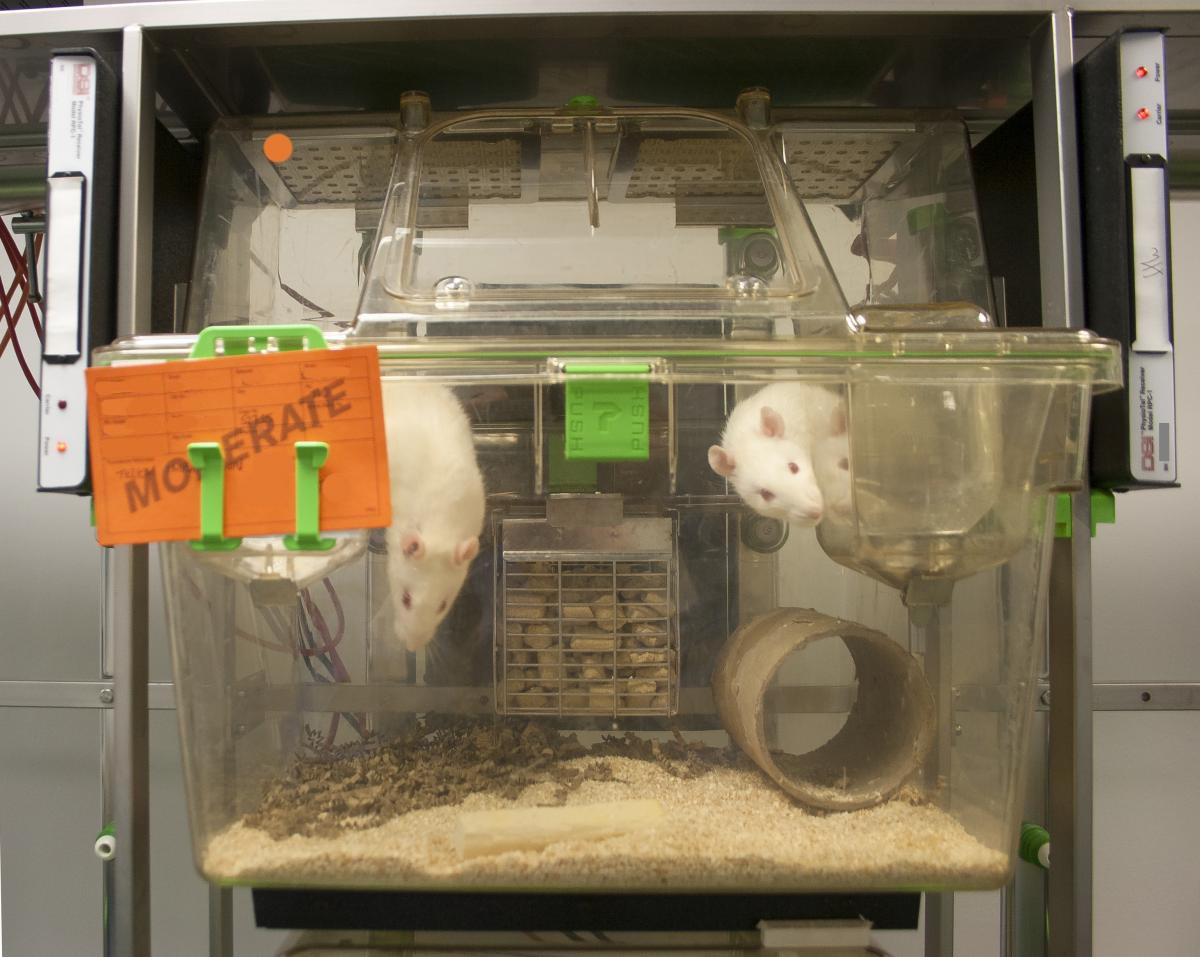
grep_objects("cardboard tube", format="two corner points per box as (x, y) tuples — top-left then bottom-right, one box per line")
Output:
(712, 607), (934, 811)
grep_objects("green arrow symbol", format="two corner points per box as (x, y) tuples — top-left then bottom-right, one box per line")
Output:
(592, 400), (620, 432)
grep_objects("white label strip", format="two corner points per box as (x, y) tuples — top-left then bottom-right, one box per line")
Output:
(1129, 165), (1171, 353)
(42, 174), (84, 359)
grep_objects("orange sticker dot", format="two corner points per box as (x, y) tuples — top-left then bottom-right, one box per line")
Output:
(263, 133), (293, 164)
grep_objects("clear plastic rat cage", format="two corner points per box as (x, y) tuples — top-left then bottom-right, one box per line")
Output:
(99, 87), (1121, 894)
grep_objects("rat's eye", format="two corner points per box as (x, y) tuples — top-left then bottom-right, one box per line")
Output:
(787, 462), (799, 474)
(760, 489), (775, 502)
(438, 599), (448, 614)
(838, 457), (850, 471)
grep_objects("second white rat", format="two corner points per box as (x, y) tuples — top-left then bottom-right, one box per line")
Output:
(383, 380), (486, 652)
(708, 382), (850, 526)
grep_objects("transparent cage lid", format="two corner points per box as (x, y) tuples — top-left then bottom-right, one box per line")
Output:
(356, 96), (853, 337)
(179, 100), (1004, 339)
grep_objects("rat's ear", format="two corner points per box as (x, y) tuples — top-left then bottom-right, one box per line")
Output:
(400, 532), (426, 559)
(453, 536), (480, 566)
(760, 405), (785, 438)
(708, 445), (736, 477)
(830, 406), (847, 436)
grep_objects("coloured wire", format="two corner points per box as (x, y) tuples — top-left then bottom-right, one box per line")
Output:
(234, 582), (345, 657)
(1, 225), (43, 339)
(195, 563), (365, 743)
(0, 219), (42, 347)
(0, 230), (42, 354)
(0, 218), (40, 396)
(303, 580), (366, 740)
(297, 581), (365, 742)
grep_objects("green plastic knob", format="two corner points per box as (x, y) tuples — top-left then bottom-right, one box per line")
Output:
(565, 94), (600, 112)
(1019, 821), (1051, 870)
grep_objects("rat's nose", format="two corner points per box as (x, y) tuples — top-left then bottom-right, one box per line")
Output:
(802, 507), (823, 522)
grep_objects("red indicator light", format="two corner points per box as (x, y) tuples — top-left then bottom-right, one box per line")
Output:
(57, 399), (67, 410)
(56, 441), (68, 453)
(1137, 107), (1151, 120)
(1135, 66), (1149, 78)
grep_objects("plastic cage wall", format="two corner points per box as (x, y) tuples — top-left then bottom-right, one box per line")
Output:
(116, 91), (1124, 894)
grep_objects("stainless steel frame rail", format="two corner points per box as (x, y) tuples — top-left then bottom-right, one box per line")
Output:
(0, 0), (1195, 34)
(1032, 12), (1093, 957)
(1, 679), (1190, 712)
(1, 3), (1189, 955)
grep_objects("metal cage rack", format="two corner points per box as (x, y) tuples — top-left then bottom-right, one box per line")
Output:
(3, 4), (1199, 957)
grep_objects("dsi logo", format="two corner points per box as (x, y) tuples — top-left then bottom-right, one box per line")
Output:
(1142, 436), (1156, 471)
(74, 62), (91, 96)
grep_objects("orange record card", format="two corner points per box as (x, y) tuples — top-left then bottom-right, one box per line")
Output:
(86, 346), (392, 546)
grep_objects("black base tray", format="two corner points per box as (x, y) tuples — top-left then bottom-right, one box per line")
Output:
(252, 889), (921, 932)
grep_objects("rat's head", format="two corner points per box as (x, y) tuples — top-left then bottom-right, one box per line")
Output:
(391, 531), (480, 651)
(709, 404), (830, 526)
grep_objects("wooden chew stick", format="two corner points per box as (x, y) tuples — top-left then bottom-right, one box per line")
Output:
(455, 799), (665, 859)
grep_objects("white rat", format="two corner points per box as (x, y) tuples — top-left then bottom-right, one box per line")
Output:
(383, 380), (485, 652)
(708, 382), (850, 526)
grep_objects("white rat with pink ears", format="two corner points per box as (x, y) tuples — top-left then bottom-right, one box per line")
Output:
(382, 380), (486, 652)
(708, 382), (851, 527)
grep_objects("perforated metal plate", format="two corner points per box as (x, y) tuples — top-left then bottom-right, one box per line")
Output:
(626, 137), (763, 199)
(779, 132), (901, 200)
(266, 127), (900, 209)
(418, 138), (523, 200)
(273, 137), (395, 205)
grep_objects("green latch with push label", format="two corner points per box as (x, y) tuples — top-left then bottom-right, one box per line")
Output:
(563, 362), (650, 462)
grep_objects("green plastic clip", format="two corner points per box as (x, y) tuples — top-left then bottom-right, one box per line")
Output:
(1090, 488), (1116, 536)
(718, 225), (778, 245)
(562, 362), (652, 375)
(1054, 493), (1072, 539)
(1054, 490), (1117, 539)
(1019, 821), (1051, 870)
(563, 363), (650, 462)
(564, 94), (600, 113)
(284, 441), (335, 552)
(906, 202), (948, 235)
(188, 443), (242, 552)
(548, 433), (599, 491)
(190, 324), (328, 359)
